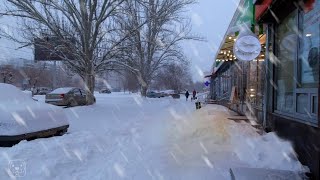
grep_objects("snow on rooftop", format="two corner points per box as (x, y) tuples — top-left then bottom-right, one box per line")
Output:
(50, 87), (74, 94)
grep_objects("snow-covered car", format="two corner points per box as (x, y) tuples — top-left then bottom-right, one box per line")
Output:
(0, 83), (69, 146)
(159, 92), (167, 97)
(46, 87), (96, 107)
(99, 88), (111, 94)
(171, 93), (181, 99)
(146, 91), (162, 98)
(162, 90), (175, 95)
(34, 87), (52, 95)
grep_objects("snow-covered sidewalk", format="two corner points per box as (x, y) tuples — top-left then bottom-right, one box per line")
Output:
(0, 93), (307, 179)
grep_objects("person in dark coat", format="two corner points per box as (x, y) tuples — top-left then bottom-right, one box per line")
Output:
(185, 90), (190, 101)
(192, 89), (197, 100)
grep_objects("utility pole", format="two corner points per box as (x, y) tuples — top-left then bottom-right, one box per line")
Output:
(52, 61), (57, 89)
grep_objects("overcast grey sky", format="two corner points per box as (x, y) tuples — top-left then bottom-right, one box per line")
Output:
(0, 0), (240, 82)
(185, 0), (240, 82)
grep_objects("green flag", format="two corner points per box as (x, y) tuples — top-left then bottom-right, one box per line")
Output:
(235, 0), (254, 26)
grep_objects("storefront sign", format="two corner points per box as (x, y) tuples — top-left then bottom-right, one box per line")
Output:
(234, 35), (261, 61)
(255, 0), (272, 20)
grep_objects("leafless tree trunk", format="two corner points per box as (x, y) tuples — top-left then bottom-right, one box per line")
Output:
(117, 0), (203, 96)
(0, 65), (15, 84)
(121, 70), (139, 93)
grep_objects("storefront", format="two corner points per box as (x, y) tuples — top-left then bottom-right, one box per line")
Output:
(210, 0), (320, 177)
(256, 0), (320, 178)
(211, 0), (267, 119)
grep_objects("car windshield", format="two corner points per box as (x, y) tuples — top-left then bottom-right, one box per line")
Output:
(0, 1), (317, 179)
(50, 88), (73, 94)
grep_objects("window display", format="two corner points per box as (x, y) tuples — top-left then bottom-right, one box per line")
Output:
(276, 11), (298, 113)
(300, 0), (319, 88)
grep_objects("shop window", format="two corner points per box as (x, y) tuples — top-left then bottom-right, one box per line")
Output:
(312, 95), (318, 114)
(248, 60), (258, 105)
(299, 1), (320, 88)
(297, 93), (308, 114)
(275, 11), (298, 113)
(257, 59), (265, 107)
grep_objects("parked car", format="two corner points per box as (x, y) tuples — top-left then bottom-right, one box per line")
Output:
(34, 87), (52, 95)
(162, 90), (175, 96)
(45, 87), (95, 107)
(171, 93), (181, 99)
(99, 88), (111, 94)
(146, 91), (161, 98)
(0, 83), (69, 146)
(112, 87), (121, 92)
(159, 92), (167, 97)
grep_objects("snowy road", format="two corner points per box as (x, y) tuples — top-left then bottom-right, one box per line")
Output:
(0, 93), (306, 179)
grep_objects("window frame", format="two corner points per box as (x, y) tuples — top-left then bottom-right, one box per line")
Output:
(72, 88), (81, 96)
(272, 9), (319, 126)
(274, 9), (299, 114)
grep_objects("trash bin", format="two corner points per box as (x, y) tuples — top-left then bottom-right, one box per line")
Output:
(195, 101), (201, 109)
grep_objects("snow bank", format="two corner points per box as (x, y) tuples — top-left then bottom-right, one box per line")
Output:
(0, 93), (308, 179)
(232, 132), (309, 172)
(0, 84), (32, 102)
(23, 91), (32, 97)
(0, 83), (69, 136)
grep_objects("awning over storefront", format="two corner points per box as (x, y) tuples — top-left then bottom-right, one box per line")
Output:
(255, 0), (303, 23)
(214, 0), (257, 63)
(210, 0), (255, 77)
(228, 0), (255, 34)
(255, 0), (272, 21)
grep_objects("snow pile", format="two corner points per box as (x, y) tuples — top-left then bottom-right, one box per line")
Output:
(0, 83), (69, 136)
(0, 93), (309, 179)
(23, 90), (32, 97)
(0, 83), (32, 103)
(233, 132), (309, 172)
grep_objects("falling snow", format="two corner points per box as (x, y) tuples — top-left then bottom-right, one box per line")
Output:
(0, 93), (308, 179)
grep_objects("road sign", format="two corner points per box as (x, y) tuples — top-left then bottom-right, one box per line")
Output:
(205, 81), (210, 87)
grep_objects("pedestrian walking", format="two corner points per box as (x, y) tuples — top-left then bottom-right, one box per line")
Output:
(185, 90), (190, 101)
(192, 89), (197, 101)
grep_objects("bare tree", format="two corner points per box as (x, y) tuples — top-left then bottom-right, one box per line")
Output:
(121, 70), (139, 93)
(1, 0), (145, 103)
(0, 64), (15, 84)
(117, 0), (203, 96)
(26, 63), (47, 88)
(154, 62), (192, 91)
